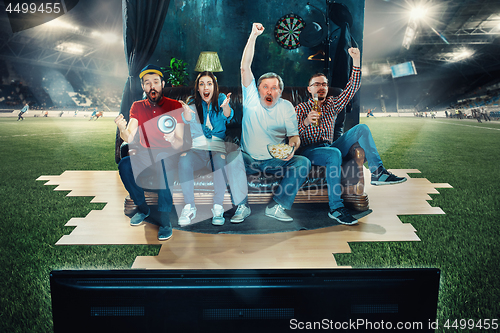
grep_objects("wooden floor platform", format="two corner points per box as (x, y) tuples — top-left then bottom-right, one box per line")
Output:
(37, 168), (452, 269)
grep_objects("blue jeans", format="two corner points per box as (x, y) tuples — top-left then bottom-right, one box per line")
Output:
(226, 149), (248, 206)
(118, 152), (178, 226)
(298, 124), (383, 210)
(178, 149), (227, 206)
(242, 151), (311, 210)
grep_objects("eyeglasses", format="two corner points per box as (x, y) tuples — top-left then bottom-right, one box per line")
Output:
(309, 82), (328, 88)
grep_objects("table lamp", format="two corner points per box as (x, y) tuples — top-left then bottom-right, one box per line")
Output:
(194, 51), (223, 72)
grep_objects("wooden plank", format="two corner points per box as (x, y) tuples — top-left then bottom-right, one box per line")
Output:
(39, 169), (451, 269)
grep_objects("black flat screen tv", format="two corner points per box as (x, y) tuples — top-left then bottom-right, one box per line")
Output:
(50, 268), (440, 332)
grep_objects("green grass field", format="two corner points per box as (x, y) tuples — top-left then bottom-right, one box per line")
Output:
(0, 116), (499, 332)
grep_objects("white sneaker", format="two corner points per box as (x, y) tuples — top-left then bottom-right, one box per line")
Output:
(230, 204), (251, 223)
(265, 203), (293, 222)
(178, 204), (197, 227)
(212, 204), (225, 226)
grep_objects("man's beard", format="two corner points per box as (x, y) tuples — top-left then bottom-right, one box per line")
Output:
(259, 93), (281, 109)
(147, 89), (162, 103)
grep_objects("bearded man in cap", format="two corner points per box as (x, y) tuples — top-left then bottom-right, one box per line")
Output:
(115, 64), (184, 241)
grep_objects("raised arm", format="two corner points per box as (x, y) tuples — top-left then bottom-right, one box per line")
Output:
(180, 100), (195, 122)
(348, 47), (361, 67)
(115, 114), (138, 143)
(241, 23), (264, 88)
(220, 92), (232, 118)
(331, 47), (362, 113)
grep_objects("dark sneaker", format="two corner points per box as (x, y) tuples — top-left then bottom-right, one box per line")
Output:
(328, 207), (358, 225)
(265, 203), (293, 222)
(371, 168), (407, 185)
(158, 225), (173, 241)
(230, 204), (251, 223)
(130, 210), (150, 226)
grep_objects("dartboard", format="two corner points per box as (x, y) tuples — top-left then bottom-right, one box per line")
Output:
(274, 13), (305, 49)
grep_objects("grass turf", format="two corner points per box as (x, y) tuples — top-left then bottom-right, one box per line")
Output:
(0, 117), (161, 332)
(336, 117), (500, 328)
(0, 116), (499, 332)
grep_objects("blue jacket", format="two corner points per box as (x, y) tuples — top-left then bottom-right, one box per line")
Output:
(182, 93), (233, 140)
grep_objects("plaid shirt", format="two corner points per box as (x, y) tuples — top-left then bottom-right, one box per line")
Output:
(296, 66), (361, 146)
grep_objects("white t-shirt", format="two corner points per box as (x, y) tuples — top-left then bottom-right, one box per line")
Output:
(241, 79), (298, 160)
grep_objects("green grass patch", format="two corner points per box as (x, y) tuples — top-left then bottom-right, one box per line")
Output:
(337, 117), (500, 329)
(0, 117), (161, 332)
(1, 116), (499, 332)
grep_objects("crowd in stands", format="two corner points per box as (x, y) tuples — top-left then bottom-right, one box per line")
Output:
(449, 87), (500, 110)
(441, 84), (500, 120)
(0, 81), (37, 108)
(361, 70), (500, 118)
(0, 60), (123, 112)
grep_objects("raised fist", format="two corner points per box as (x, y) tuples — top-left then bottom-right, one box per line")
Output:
(252, 23), (265, 36)
(348, 47), (360, 60)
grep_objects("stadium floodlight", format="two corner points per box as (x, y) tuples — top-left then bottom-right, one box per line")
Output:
(43, 19), (79, 32)
(403, 24), (417, 49)
(410, 6), (429, 21)
(450, 48), (474, 62)
(55, 42), (84, 55)
(380, 64), (393, 75)
(493, 22), (500, 33)
(402, 2), (435, 49)
(101, 32), (119, 44)
(91, 31), (119, 44)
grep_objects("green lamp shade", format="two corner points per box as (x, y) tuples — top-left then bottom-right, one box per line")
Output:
(194, 51), (223, 72)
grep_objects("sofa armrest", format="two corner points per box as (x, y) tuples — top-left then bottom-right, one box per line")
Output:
(341, 142), (365, 196)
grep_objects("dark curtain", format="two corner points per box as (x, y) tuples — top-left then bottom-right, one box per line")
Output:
(115, 0), (171, 163)
(329, 23), (356, 141)
(330, 22), (353, 89)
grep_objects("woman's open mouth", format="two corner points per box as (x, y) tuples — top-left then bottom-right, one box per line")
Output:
(203, 92), (210, 98)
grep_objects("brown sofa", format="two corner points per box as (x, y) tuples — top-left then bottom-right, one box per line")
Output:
(116, 86), (369, 215)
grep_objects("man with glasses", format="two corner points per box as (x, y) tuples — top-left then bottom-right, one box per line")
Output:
(295, 47), (406, 225)
(239, 22), (311, 222)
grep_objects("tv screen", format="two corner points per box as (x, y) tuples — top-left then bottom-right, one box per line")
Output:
(50, 268), (440, 332)
(391, 61), (418, 78)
